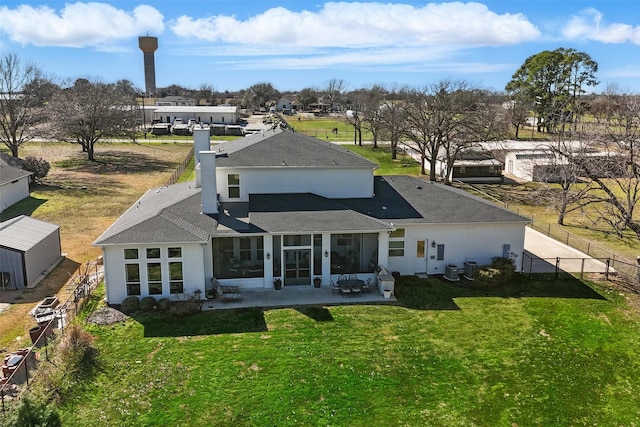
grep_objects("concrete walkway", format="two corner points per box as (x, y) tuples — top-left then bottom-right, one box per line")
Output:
(523, 226), (610, 274)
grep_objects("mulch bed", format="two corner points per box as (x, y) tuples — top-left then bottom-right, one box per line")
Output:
(86, 306), (129, 325)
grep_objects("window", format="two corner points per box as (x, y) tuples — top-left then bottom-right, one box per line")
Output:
(416, 241), (425, 258)
(228, 174), (240, 198)
(125, 264), (140, 296)
(147, 263), (162, 295)
(330, 233), (378, 274)
(389, 228), (405, 257)
(124, 249), (138, 260)
(146, 248), (160, 259)
(389, 241), (405, 257)
(389, 229), (405, 238)
(169, 262), (183, 294)
(213, 236), (265, 279)
(168, 247), (182, 258)
(437, 244), (445, 261)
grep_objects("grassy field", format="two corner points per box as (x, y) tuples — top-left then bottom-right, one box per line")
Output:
(285, 115), (375, 142)
(56, 275), (640, 426)
(0, 141), (191, 352)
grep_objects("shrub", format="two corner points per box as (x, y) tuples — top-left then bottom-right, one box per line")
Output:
(5, 394), (61, 427)
(23, 156), (51, 183)
(157, 297), (171, 311)
(140, 296), (157, 312)
(120, 296), (140, 314)
(476, 257), (516, 289)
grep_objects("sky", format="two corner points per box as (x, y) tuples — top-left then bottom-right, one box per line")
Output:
(1, 0), (640, 94)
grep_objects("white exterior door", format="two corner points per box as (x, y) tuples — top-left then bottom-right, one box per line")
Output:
(414, 240), (427, 274)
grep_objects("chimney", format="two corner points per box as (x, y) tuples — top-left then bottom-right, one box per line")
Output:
(193, 128), (211, 164)
(200, 151), (218, 214)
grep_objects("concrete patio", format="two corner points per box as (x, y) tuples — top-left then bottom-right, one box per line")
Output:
(203, 285), (396, 310)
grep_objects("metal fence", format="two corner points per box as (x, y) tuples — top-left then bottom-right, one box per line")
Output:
(0, 259), (103, 417)
(455, 180), (639, 287)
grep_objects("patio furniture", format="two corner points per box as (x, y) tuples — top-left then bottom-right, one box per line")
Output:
(361, 277), (372, 293)
(211, 278), (242, 301)
(348, 274), (358, 280)
(337, 278), (364, 296)
(330, 280), (342, 295)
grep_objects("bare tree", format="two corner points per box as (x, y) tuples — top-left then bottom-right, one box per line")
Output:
(343, 89), (366, 146)
(378, 89), (408, 160)
(552, 90), (640, 238)
(322, 78), (347, 112)
(359, 84), (387, 149)
(47, 78), (138, 161)
(0, 53), (50, 157)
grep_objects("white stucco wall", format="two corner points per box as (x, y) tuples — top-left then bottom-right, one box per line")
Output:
(0, 176), (30, 212)
(386, 222), (527, 275)
(102, 243), (207, 304)
(215, 167), (374, 201)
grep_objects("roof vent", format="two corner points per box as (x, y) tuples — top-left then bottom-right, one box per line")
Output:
(416, 185), (422, 189)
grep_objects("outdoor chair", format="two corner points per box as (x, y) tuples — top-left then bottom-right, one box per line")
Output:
(211, 277), (239, 293)
(348, 273), (358, 280)
(330, 280), (341, 295)
(211, 278), (242, 302)
(361, 277), (372, 293)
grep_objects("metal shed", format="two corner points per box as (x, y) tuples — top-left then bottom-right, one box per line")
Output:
(0, 216), (63, 289)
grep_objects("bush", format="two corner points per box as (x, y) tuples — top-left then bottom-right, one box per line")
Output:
(476, 257), (516, 289)
(120, 296), (140, 314)
(23, 156), (51, 183)
(157, 297), (171, 311)
(139, 296), (157, 312)
(5, 394), (61, 427)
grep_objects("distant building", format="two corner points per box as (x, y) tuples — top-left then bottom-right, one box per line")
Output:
(155, 96), (197, 107)
(153, 106), (239, 125)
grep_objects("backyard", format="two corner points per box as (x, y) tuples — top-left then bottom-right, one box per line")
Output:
(2, 136), (640, 425)
(55, 274), (640, 426)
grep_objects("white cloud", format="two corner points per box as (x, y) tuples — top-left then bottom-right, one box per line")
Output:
(0, 2), (164, 48)
(170, 1), (540, 48)
(562, 8), (640, 44)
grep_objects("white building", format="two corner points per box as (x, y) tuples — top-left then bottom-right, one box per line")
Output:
(0, 156), (32, 213)
(94, 128), (528, 304)
(153, 106), (239, 125)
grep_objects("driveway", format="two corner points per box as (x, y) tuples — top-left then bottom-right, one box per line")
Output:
(523, 226), (610, 274)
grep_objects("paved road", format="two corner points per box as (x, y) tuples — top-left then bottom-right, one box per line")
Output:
(523, 227), (610, 274)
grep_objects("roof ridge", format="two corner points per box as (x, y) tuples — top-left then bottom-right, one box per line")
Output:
(159, 209), (210, 241)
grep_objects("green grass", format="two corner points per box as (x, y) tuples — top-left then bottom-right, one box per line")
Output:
(286, 117), (374, 142)
(57, 275), (640, 426)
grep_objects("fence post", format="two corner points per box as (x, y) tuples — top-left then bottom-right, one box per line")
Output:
(580, 258), (585, 279)
(547, 223), (551, 236)
(605, 258), (610, 280)
(555, 257), (560, 279)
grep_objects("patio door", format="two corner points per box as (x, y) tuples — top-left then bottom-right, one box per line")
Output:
(284, 249), (311, 286)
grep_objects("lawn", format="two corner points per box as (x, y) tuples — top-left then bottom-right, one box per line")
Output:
(285, 115), (374, 142)
(0, 141), (192, 352)
(57, 274), (640, 426)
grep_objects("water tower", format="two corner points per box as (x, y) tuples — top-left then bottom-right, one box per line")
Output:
(138, 36), (158, 96)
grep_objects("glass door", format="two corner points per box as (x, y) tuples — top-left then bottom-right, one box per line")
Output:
(284, 249), (311, 286)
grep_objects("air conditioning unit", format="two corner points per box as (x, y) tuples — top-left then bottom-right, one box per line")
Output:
(464, 261), (478, 280)
(444, 264), (459, 281)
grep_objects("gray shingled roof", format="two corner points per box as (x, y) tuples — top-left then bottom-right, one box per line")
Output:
(214, 128), (377, 169)
(93, 182), (217, 245)
(248, 193), (392, 233)
(341, 175), (529, 224)
(0, 157), (32, 186)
